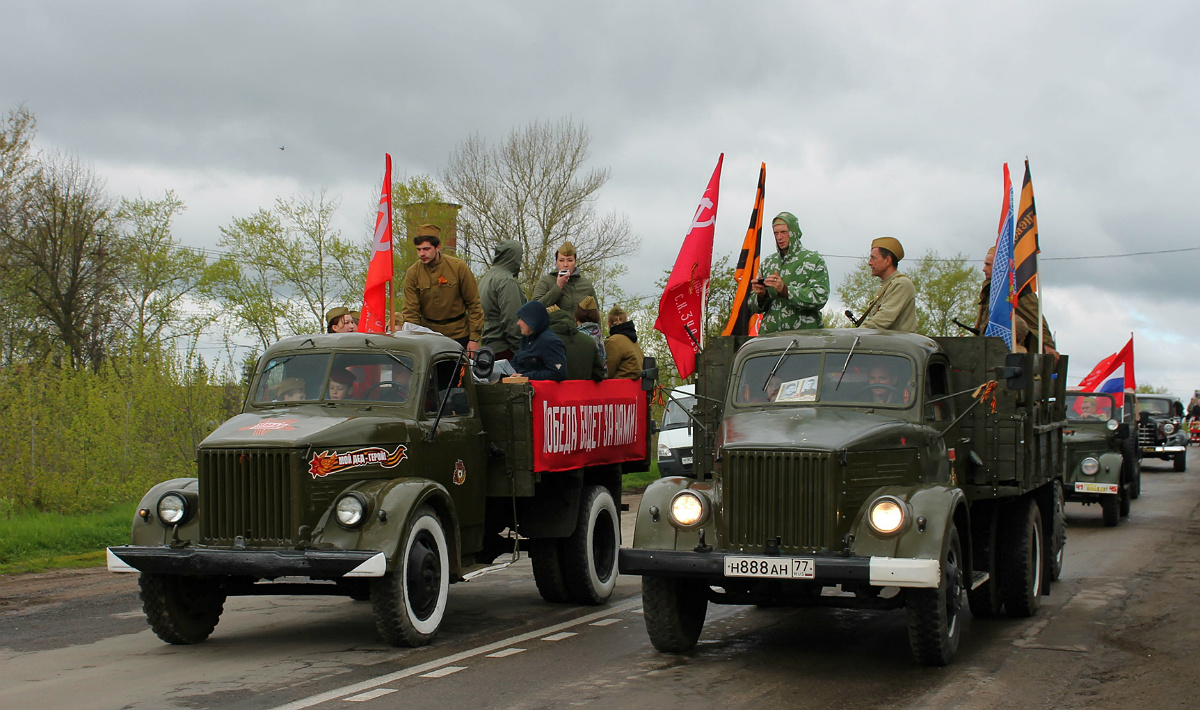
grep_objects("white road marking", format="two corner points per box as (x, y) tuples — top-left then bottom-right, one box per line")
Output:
(267, 597), (643, 710)
(485, 648), (526, 658)
(344, 689), (397, 702)
(589, 618), (620, 627)
(541, 632), (577, 641)
(110, 611), (144, 619)
(419, 666), (466, 678)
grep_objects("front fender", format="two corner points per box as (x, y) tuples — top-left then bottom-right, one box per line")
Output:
(632, 476), (714, 551)
(314, 477), (461, 575)
(849, 484), (965, 562)
(129, 478), (200, 546)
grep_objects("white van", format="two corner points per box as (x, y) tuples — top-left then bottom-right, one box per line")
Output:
(656, 384), (696, 477)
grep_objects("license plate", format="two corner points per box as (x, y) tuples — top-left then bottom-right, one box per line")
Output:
(1075, 481), (1118, 494)
(724, 556), (815, 579)
(680, 456), (693, 465)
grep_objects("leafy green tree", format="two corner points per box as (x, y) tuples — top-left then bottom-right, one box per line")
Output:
(1135, 383), (1169, 395)
(836, 250), (979, 337)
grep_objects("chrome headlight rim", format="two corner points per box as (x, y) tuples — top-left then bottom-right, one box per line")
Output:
(156, 491), (189, 526)
(334, 492), (370, 529)
(1080, 457), (1100, 475)
(866, 495), (909, 536)
(667, 489), (710, 531)
(1106, 419), (1119, 431)
(1164, 422), (1176, 435)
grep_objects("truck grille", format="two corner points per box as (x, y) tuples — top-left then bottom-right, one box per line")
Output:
(1138, 422), (1156, 446)
(723, 450), (836, 552)
(198, 449), (297, 545)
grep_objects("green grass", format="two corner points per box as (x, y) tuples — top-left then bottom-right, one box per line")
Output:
(0, 502), (136, 575)
(622, 460), (662, 492)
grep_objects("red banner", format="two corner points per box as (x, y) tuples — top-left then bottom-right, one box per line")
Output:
(531, 379), (648, 473)
(359, 154), (393, 333)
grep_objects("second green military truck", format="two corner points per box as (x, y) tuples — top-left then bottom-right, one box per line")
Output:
(1062, 390), (1140, 526)
(620, 330), (1068, 666)
(108, 332), (652, 647)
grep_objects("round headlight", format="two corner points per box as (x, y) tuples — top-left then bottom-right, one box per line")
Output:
(868, 497), (906, 535)
(157, 492), (187, 525)
(1080, 457), (1100, 475)
(1106, 419), (1119, 431)
(668, 490), (709, 529)
(335, 494), (367, 527)
(657, 442), (672, 460)
(1164, 422), (1176, 435)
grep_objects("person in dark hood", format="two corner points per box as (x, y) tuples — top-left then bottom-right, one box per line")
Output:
(512, 301), (567, 381)
(479, 239), (526, 360)
(605, 305), (644, 380)
(548, 306), (605, 381)
(748, 211), (829, 332)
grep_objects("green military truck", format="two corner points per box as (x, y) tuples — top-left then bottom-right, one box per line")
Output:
(1062, 390), (1139, 526)
(619, 330), (1068, 666)
(108, 333), (652, 647)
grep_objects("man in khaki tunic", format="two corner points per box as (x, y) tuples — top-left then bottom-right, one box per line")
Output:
(400, 224), (485, 352)
(860, 236), (917, 332)
(974, 246), (1058, 358)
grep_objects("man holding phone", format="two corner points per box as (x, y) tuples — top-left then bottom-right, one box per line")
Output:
(532, 241), (598, 318)
(748, 211), (830, 333)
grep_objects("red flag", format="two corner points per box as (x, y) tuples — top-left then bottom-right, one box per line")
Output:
(358, 154), (393, 333)
(654, 154), (722, 379)
(1078, 335), (1136, 405)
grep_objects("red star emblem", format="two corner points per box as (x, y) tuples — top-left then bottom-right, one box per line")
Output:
(239, 418), (299, 436)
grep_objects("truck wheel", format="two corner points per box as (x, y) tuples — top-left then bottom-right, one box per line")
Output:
(1119, 480), (1132, 517)
(562, 485), (620, 605)
(642, 575), (708, 653)
(1123, 438), (1141, 499)
(999, 498), (1043, 617)
(531, 538), (569, 603)
(139, 573), (226, 645)
(1046, 481), (1066, 583)
(371, 507), (449, 646)
(906, 527), (964, 666)
(1174, 451), (1187, 472)
(1100, 493), (1119, 527)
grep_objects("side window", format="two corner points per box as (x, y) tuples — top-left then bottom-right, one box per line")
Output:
(925, 362), (951, 422)
(424, 359), (471, 417)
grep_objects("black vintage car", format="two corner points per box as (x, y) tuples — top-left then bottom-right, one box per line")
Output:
(1137, 395), (1188, 471)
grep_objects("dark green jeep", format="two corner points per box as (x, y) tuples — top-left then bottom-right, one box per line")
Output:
(1062, 391), (1139, 526)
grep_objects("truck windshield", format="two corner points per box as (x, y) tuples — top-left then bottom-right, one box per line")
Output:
(253, 352), (416, 405)
(734, 351), (914, 407)
(661, 394), (696, 431)
(1065, 393), (1117, 421)
(1137, 398), (1173, 415)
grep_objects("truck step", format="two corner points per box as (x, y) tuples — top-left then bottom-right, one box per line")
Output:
(970, 571), (991, 590)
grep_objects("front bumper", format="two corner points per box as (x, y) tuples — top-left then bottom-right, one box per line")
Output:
(618, 549), (940, 588)
(1141, 445), (1186, 454)
(107, 546), (387, 578)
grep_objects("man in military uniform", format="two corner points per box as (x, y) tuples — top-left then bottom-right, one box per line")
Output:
(400, 224), (485, 352)
(532, 241), (597, 316)
(975, 246), (1057, 358)
(748, 212), (829, 332)
(478, 239), (526, 360)
(859, 237), (917, 332)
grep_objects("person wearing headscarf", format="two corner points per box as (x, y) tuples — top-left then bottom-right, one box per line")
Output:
(748, 211), (829, 332)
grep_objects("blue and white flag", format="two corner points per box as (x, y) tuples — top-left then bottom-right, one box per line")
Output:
(984, 164), (1015, 347)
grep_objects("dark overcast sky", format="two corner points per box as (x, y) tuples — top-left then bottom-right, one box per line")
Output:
(3, 1), (1197, 394)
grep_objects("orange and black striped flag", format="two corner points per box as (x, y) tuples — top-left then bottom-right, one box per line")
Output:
(721, 163), (765, 336)
(1013, 159), (1040, 298)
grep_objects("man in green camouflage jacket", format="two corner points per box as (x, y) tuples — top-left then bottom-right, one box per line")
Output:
(748, 211), (830, 332)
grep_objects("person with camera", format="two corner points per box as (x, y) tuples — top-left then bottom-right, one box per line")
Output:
(748, 211), (830, 333)
(531, 241), (597, 318)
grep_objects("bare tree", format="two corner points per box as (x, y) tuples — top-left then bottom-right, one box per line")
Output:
(442, 118), (639, 295)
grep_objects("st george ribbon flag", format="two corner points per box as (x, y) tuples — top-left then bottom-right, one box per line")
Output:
(359, 154), (393, 333)
(654, 153), (723, 379)
(1013, 159), (1040, 300)
(1078, 335), (1136, 406)
(984, 163), (1016, 347)
(721, 162), (765, 337)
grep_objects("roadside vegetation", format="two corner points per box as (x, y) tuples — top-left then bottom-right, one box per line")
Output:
(0, 501), (136, 575)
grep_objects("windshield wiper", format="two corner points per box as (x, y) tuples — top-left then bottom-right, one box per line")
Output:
(835, 336), (861, 390)
(261, 355), (294, 375)
(763, 339), (797, 392)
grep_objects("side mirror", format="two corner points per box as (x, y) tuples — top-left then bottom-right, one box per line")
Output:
(996, 353), (1026, 391)
(640, 356), (658, 392)
(472, 347), (496, 380)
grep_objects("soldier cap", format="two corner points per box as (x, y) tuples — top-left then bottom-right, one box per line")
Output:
(871, 236), (904, 261)
(326, 307), (350, 325)
(557, 241), (576, 257)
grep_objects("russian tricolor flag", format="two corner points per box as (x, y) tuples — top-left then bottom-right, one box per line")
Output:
(1078, 336), (1135, 406)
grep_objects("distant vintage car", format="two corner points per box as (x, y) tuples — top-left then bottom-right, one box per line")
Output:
(1136, 394), (1187, 471)
(1062, 391), (1139, 526)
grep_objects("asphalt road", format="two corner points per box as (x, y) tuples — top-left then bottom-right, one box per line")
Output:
(3, 454), (1199, 710)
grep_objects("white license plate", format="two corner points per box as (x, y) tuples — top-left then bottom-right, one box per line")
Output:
(680, 456), (693, 465)
(1075, 481), (1118, 494)
(724, 556), (815, 579)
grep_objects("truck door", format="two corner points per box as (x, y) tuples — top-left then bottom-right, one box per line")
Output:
(422, 357), (488, 554)
(925, 359), (959, 485)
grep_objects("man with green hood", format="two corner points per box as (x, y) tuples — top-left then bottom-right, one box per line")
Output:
(479, 239), (526, 360)
(532, 241), (597, 317)
(748, 211), (830, 332)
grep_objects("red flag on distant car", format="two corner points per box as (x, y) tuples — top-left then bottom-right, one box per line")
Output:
(654, 154), (722, 379)
(1077, 335), (1136, 407)
(358, 154), (393, 333)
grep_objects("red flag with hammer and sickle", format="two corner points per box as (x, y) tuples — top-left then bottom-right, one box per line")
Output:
(358, 154), (393, 333)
